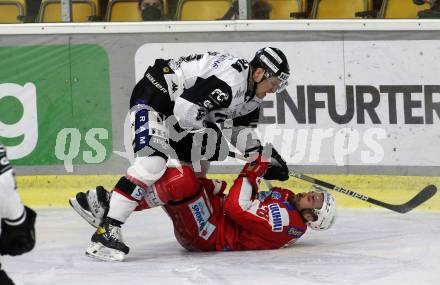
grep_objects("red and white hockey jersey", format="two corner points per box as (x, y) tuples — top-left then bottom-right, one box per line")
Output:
(217, 177), (307, 251)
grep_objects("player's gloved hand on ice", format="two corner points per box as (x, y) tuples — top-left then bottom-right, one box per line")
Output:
(262, 144), (289, 181)
(0, 206), (36, 256)
(239, 155), (269, 193)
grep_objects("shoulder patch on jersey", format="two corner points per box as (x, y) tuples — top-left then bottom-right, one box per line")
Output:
(257, 190), (272, 201)
(271, 191), (281, 200)
(287, 226), (305, 238)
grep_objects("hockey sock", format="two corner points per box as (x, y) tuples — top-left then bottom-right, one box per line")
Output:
(107, 176), (143, 224)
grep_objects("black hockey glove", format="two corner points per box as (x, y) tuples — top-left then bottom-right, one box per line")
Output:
(0, 206), (37, 256)
(263, 145), (289, 181)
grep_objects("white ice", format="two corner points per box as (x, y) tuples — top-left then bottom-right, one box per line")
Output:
(2, 208), (440, 285)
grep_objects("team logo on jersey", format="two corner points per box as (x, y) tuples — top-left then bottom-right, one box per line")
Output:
(271, 191), (281, 200)
(164, 74), (179, 98)
(210, 89), (229, 104)
(287, 226), (305, 238)
(268, 203), (283, 232)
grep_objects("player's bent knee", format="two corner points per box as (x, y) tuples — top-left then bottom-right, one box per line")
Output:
(127, 156), (167, 187)
(155, 165), (201, 203)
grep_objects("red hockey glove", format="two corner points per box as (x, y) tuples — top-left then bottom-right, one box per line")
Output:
(239, 155), (269, 193)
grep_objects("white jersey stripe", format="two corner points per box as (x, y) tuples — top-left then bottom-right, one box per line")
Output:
(260, 55), (279, 74)
(264, 47), (283, 64)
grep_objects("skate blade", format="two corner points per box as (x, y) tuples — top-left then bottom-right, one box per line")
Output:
(85, 242), (126, 262)
(69, 198), (101, 228)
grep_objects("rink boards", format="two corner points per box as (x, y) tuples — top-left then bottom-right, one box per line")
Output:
(17, 174), (440, 211)
(0, 21), (439, 176)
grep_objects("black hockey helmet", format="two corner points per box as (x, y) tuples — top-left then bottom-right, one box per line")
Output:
(250, 47), (290, 92)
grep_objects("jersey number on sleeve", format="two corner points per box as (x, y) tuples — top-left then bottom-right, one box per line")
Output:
(256, 204), (269, 220)
(232, 59), (249, 73)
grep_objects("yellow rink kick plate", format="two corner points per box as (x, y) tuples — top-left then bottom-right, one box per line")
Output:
(17, 174), (440, 211)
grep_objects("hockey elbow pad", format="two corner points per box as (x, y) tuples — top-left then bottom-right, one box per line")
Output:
(0, 206), (37, 256)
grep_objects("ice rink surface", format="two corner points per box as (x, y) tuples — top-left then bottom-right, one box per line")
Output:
(2, 208), (440, 285)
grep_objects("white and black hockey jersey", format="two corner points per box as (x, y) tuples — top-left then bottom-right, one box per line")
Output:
(165, 52), (262, 130)
(0, 144), (25, 236)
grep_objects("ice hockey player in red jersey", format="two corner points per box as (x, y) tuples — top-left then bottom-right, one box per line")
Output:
(73, 155), (336, 260)
(0, 144), (37, 285)
(70, 47), (293, 260)
(164, 156), (336, 252)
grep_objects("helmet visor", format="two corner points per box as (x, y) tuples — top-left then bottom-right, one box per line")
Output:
(264, 71), (289, 93)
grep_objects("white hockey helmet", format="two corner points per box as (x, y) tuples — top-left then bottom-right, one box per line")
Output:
(307, 186), (337, 231)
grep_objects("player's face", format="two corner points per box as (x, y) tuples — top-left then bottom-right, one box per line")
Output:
(295, 191), (324, 211)
(301, 209), (318, 222)
(255, 77), (281, 98)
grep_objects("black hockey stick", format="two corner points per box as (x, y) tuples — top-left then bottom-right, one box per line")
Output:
(228, 150), (437, 213)
(288, 170), (437, 214)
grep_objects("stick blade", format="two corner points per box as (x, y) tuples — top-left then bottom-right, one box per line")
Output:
(394, 184), (437, 213)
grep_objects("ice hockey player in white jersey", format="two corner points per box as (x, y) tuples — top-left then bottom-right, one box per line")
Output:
(0, 144), (37, 285)
(71, 47), (291, 261)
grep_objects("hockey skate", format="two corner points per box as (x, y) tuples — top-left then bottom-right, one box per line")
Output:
(69, 186), (110, 228)
(86, 218), (130, 262)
